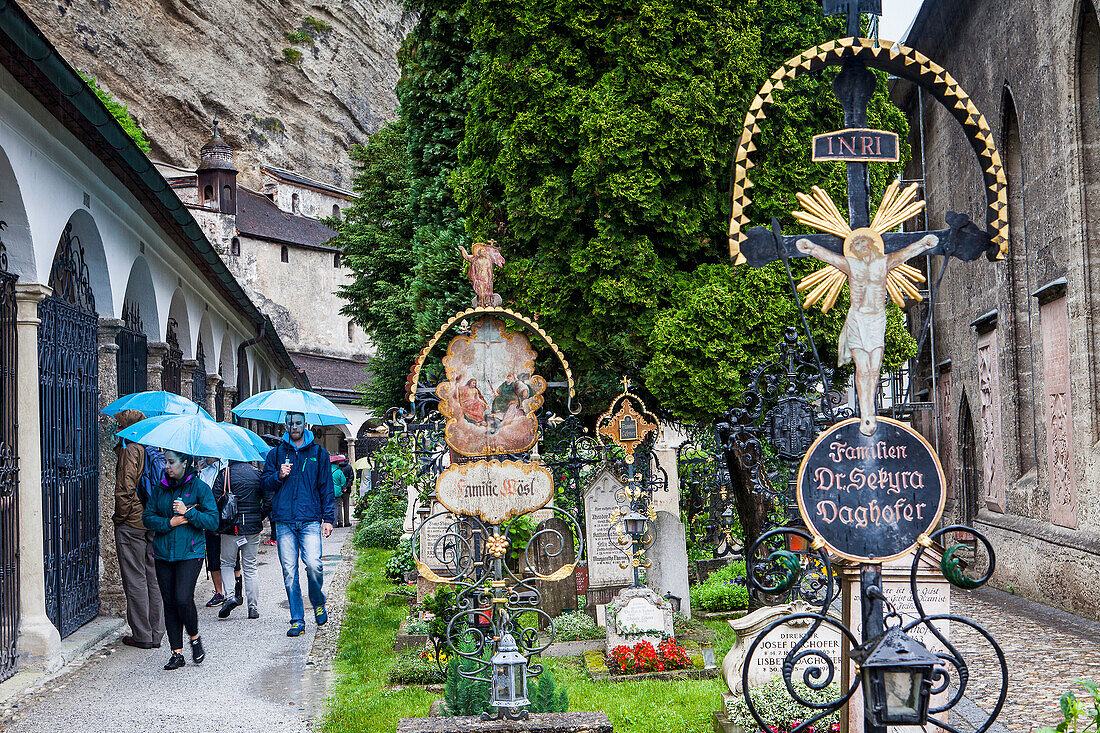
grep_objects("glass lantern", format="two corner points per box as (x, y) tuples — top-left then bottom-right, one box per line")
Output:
(489, 633), (529, 711)
(623, 509), (648, 538)
(851, 626), (941, 725)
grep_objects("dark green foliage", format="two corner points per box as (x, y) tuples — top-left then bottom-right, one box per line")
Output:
(385, 538), (415, 580)
(357, 517), (403, 550)
(285, 29), (311, 44)
(442, 640), (490, 716)
(337, 0), (913, 419)
(421, 587), (459, 640)
(79, 72), (151, 154)
(304, 16), (333, 33)
(282, 48), (303, 65)
(529, 670), (568, 713)
(689, 561), (750, 612)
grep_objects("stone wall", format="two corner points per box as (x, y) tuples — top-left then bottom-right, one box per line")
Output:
(897, 0), (1100, 619)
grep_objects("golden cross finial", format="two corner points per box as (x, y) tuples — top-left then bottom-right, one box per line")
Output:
(621, 375), (632, 392)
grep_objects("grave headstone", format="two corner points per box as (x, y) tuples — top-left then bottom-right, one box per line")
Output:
(651, 437), (680, 516)
(583, 467), (635, 594)
(606, 586), (674, 650)
(722, 600), (843, 694)
(646, 510), (691, 617)
(529, 516), (577, 626)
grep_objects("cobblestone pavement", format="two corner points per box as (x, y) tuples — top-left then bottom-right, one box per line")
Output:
(950, 587), (1100, 733)
(0, 525), (354, 733)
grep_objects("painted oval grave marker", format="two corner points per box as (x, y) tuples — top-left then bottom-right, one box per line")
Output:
(796, 416), (945, 562)
(435, 459), (554, 524)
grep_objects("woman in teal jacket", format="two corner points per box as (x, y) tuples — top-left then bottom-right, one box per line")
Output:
(143, 450), (219, 670)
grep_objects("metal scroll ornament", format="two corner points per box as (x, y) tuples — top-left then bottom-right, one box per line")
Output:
(739, 525), (1006, 733)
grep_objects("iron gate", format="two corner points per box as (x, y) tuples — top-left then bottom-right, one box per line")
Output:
(192, 339), (207, 409)
(39, 224), (100, 637)
(162, 318), (182, 394)
(115, 301), (147, 396)
(0, 240), (20, 682)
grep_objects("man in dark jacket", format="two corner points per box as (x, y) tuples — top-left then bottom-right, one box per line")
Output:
(213, 460), (264, 620)
(260, 412), (335, 637)
(113, 409), (164, 649)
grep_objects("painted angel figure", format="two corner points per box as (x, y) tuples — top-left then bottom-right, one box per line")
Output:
(793, 182), (938, 436)
(458, 241), (506, 307)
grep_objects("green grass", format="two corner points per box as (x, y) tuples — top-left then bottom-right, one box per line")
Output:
(323, 548), (739, 732)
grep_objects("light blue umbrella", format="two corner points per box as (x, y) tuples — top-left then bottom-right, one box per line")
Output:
(102, 390), (213, 419)
(117, 414), (263, 462)
(218, 422), (272, 458)
(230, 388), (349, 426)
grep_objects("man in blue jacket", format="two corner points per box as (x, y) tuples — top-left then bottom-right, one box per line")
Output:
(261, 412), (335, 637)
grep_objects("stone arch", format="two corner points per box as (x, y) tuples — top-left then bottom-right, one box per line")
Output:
(0, 143), (33, 281)
(1000, 88), (1037, 476)
(50, 209), (111, 314)
(166, 288), (193, 359)
(121, 256), (159, 338)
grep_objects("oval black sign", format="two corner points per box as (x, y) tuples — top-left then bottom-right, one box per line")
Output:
(796, 417), (945, 562)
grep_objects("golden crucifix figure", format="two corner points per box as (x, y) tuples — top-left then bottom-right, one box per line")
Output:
(793, 182), (937, 436)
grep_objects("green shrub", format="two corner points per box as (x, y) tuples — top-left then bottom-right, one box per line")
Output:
(358, 517), (403, 550)
(78, 72), (151, 153)
(690, 561), (749, 613)
(284, 29), (310, 44)
(385, 539), (415, 581)
(442, 641), (568, 716)
(552, 611), (602, 642)
(303, 16), (332, 33)
(387, 648), (446, 685)
(726, 679), (841, 731)
(282, 48), (303, 65)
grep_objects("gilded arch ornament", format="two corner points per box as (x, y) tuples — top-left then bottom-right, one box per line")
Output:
(728, 37), (1009, 263)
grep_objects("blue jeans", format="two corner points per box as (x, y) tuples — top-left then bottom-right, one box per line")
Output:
(275, 521), (325, 622)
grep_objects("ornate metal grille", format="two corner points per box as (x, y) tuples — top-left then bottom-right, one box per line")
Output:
(39, 226), (100, 637)
(115, 301), (147, 396)
(0, 238), (20, 683)
(192, 339), (208, 408)
(162, 318), (182, 395)
(215, 379), (225, 421)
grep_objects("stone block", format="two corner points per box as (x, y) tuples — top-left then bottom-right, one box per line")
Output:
(645, 510), (691, 617)
(396, 712), (613, 733)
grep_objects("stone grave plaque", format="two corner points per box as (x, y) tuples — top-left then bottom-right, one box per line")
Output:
(529, 516), (577, 626)
(722, 601), (843, 694)
(606, 586), (674, 650)
(583, 468), (635, 589)
(417, 503), (461, 572)
(646, 510), (691, 616)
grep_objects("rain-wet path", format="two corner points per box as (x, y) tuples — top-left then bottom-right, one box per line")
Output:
(3, 525), (352, 733)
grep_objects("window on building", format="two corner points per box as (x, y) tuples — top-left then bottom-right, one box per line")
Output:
(332, 204), (341, 219)
(280, 245), (289, 263)
(1002, 90), (1035, 474)
(292, 193), (300, 214)
(203, 185), (214, 202)
(230, 237), (240, 256)
(334, 252), (341, 268)
(347, 321), (354, 342)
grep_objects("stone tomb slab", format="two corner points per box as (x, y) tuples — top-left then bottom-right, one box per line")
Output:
(396, 712), (613, 733)
(606, 586), (674, 650)
(582, 467), (635, 590)
(721, 600), (843, 694)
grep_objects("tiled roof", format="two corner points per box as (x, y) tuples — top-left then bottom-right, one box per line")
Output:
(288, 352), (371, 403)
(261, 165), (354, 198)
(236, 187), (336, 249)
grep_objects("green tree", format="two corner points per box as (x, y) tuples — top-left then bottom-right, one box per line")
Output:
(79, 72), (152, 154)
(336, 0), (914, 419)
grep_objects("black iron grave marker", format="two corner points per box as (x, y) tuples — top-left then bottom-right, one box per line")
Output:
(795, 416), (945, 562)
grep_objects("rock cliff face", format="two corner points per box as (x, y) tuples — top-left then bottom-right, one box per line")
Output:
(25, 0), (415, 188)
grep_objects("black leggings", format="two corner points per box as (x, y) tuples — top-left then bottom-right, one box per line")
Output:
(155, 558), (203, 650)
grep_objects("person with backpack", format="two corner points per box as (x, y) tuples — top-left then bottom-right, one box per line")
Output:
(212, 460), (264, 619)
(112, 409), (165, 650)
(336, 458), (354, 528)
(330, 455), (347, 528)
(260, 412), (334, 637)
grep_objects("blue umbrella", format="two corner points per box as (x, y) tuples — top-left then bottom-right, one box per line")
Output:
(117, 414), (263, 462)
(218, 422), (272, 458)
(230, 388), (349, 426)
(102, 390), (213, 419)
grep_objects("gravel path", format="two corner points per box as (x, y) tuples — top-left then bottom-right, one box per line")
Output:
(2, 525), (354, 733)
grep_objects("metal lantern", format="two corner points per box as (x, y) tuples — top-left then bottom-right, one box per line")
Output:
(851, 626), (941, 725)
(490, 633), (529, 712)
(623, 509), (648, 538)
